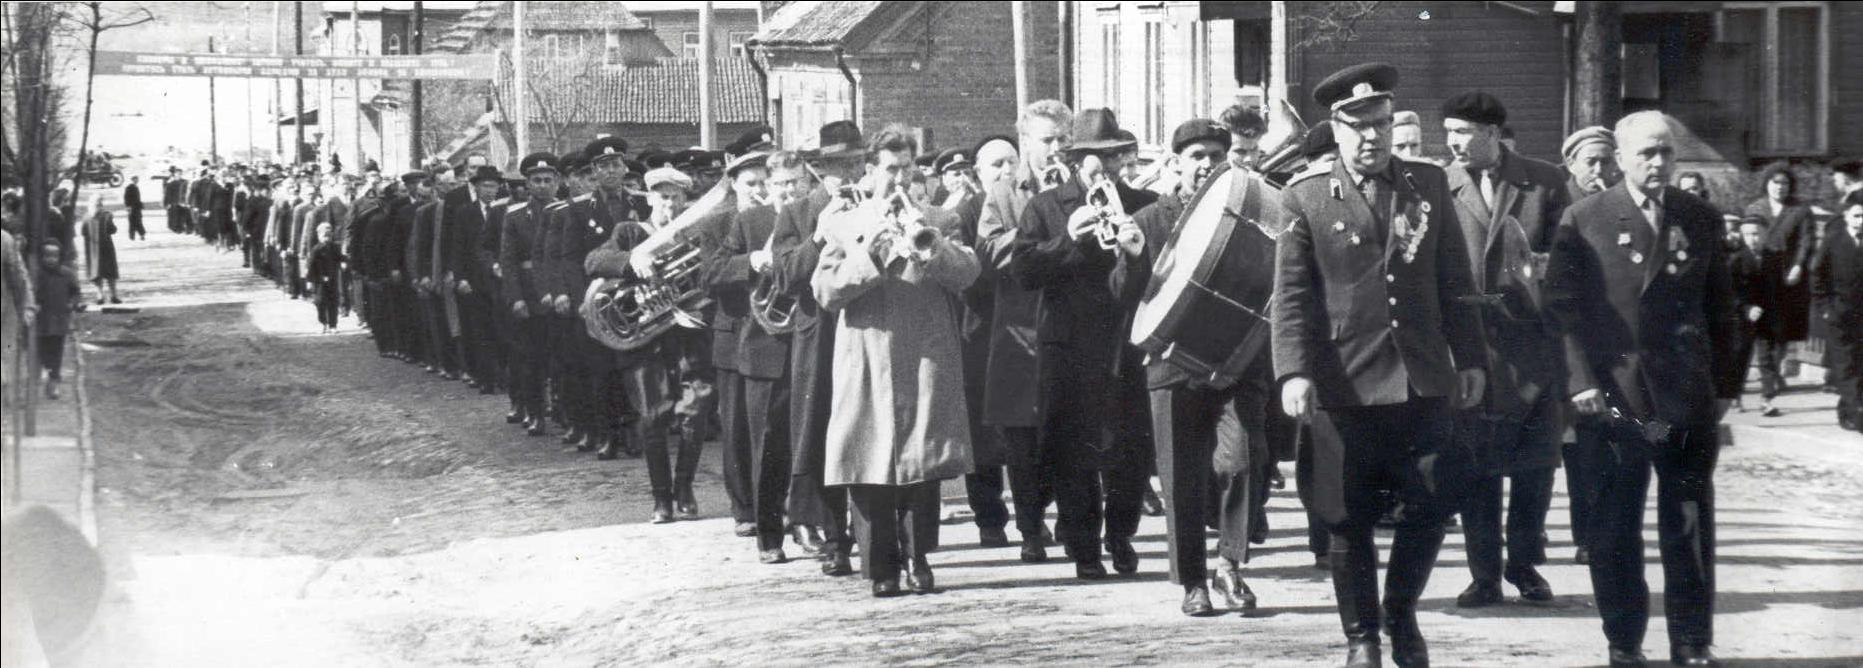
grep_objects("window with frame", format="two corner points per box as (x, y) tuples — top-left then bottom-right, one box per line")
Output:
(682, 31), (701, 59)
(1720, 3), (1828, 155)
(1097, 8), (1120, 119)
(604, 30), (623, 66)
(1143, 15), (1165, 147)
(729, 31), (753, 59)
(542, 34), (560, 60)
(387, 33), (402, 55)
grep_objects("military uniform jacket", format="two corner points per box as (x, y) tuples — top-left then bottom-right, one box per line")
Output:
(1444, 149), (1571, 420)
(537, 200), (574, 307)
(497, 198), (549, 310)
(556, 189), (644, 310)
(714, 203), (792, 380)
(1270, 158), (1484, 409)
(1544, 184), (1742, 428)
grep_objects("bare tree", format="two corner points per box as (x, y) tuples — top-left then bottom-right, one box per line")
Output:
(1292, 1), (1384, 49)
(490, 31), (610, 157)
(66, 2), (155, 206)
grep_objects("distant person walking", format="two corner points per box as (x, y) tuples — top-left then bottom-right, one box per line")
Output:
(81, 194), (120, 305)
(124, 175), (146, 240)
(34, 242), (81, 400)
(1744, 165), (1815, 416)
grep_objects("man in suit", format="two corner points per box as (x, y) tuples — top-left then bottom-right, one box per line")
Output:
(1813, 194), (1863, 431)
(1438, 91), (1571, 609)
(123, 176), (145, 240)
(1558, 125), (1620, 566)
(1013, 109), (1158, 580)
(408, 174), (453, 377)
(770, 121), (867, 575)
(162, 168), (187, 233)
(1270, 62), (1486, 668)
(499, 153), (562, 436)
(450, 166), (506, 396)
(1113, 119), (1270, 616)
(1544, 111), (1742, 668)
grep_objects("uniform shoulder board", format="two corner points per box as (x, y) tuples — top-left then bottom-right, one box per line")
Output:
(1285, 159), (1334, 187)
(1399, 156), (1447, 174)
(506, 201), (527, 213)
(545, 201), (569, 211)
(490, 197), (511, 207)
(572, 193), (594, 203)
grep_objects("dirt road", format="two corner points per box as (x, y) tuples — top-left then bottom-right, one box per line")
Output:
(64, 216), (1863, 667)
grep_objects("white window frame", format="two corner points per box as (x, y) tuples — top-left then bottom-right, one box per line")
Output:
(1721, 1), (1830, 155)
(729, 31), (753, 59)
(682, 31), (701, 59)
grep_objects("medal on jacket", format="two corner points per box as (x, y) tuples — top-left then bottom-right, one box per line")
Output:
(1629, 251), (1644, 264)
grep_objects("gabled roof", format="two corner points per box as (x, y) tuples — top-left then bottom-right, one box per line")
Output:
(750, 1), (892, 49)
(489, 1), (651, 32)
(496, 58), (763, 127)
(432, 1), (502, 54)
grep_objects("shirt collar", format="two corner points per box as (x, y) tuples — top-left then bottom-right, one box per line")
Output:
(1627, 184), (1664, 211)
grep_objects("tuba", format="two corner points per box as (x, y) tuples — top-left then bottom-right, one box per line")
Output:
(1255, 98), (1312, 188)
(582, 180), (725, 350)
(747, 202), (797, 335)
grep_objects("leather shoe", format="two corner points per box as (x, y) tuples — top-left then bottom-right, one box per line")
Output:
(676, 488), (700, 519)
(1019, 538), (1048, 563)
(759, 548), (786, 564)
(821, 549), (855, 577)
(1074, 558), (1107, 580)
(526, 420), (547, 437)
(650, 500), (675, 524)
(1505, 566), (1555, 604)
(1574, 546), (1591, 564)
(1106, 537), (1139, 575)
(1214, 567), (1256, 611)
(871, 577), (904, 598)
(595, 439), (619, 460)
(734, 521), (757, 537)
(1388, 617), (1428, 668)
(1141, 489), (1165, 516)
(1669, 644), (1717, 666)
(574, 433), (598, 453)
(790, 525), (825, 555)
(505, 410), (524, 424)
(1345, 639), (1382, 668)
(1607, 646), (1648, 667)
(559, 427), (583, 445)
(905, 557), (935, 593)
(1456, 580), (1503, 608)
(978, 526), (1010, 548)
(1181, 584), (1218, 617)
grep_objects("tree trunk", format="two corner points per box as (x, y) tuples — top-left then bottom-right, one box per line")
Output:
(1573, 1), (1622, 129)
(73, 3), (103, 277)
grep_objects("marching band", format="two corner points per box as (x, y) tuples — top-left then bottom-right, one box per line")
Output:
(219, 60), (1749, 668)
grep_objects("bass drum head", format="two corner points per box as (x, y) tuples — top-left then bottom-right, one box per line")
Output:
(1130, 169), (1236, 345)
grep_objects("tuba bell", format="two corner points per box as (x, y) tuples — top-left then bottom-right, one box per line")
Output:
(1255, 98), (1312, 187)
(748, 202), (797, 335)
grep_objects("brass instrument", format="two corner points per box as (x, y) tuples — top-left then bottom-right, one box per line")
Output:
(1084, 178), (1124, 250)
(1039, 155), (1071, 192)
(885, 190), (939, 263)
(1255, 98), (1312, 188)
(747, 205), (797, 335)
(582, 238), (712, 351)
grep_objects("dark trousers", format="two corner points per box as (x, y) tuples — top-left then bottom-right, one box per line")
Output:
(1151, 384), (1262, 585)
(1755, 338), (1791, 399)
(1463, 466), (1555, 584)
(128, 208), (145, 239)
(314, 281), (339, 328)
(508, 314), (549, 420)
(622, 356), (698, 502)
(786, 321), (849, 550)
(1320, 398), (1465, 643)
(1831, 331), (1861, 425)
(848, 482), (941, 581)
(964, 468), (1009, 531)
(1585, 418), (1719, 649)
(745, 375), (793, 550)
(165, 206), (186, 232)
(716, 368), (754, 524)
(1296, 425), (1332, 557)
(1000, 426), (1055, 540)
(1564, 423), (1604, 551)
(285, 256), (304, 298)
(396, 284), (425, 361)
(37, 334), (67, 380)
(418, 295), (450, 370)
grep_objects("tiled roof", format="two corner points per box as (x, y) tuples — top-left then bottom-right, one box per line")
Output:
(750, 0), (886, 48)
(432, 1), (502, 54)
(489, 1), (651, 31)
(497, 57), (763, 126)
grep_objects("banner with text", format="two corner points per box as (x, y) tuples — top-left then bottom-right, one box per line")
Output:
(93, 51), (497, 80)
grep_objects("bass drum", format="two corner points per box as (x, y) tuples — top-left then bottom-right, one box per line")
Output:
(1128, 163), (1293, 388)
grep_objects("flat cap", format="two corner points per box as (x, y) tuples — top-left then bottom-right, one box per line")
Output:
(1170, 118), (1231, 154)
(519, 152), (562, 176)
(1560, 126), (1616, 162)
(1313, 62), (1399, 112)
(725, 151), (770, 177)
(584, 136), (630, 163)
(644, 166), (693, 191)
(399, 170), (432, 185)
(1441, 91), (1507, 127)
(812, 120), (864, 159)
(727, 126), (777, 157)
(933, 148), (972, 174)
(468, 165), (504, 185)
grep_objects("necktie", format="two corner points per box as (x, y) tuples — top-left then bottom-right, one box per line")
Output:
(1479, 170), (1496, 210)
(1642, 195), (1661, 235)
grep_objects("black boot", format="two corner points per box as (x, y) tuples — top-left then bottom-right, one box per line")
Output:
(1383, 525), (1446, 668)
(1332, 531), (1383, 668)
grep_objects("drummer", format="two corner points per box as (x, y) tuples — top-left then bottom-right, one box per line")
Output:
(1111, 118), (1276, 617)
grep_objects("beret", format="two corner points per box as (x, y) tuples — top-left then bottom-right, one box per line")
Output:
(1441, 91), (1507, 127)
(1314, 62), (1399, 112)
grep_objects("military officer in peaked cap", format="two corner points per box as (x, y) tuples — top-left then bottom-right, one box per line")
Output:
(499, 152), (563, 436)
(1270, 62), (1486, 668)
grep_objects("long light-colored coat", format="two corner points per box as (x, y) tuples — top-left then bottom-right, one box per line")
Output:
(814, 199), (980, 487)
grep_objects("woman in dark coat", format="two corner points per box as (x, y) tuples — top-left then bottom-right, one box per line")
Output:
(81, 194), (121, 304)
(1745, 165), (1815, 415)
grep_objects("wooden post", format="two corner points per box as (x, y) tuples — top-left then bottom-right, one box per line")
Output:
(700, 1), (716, 149)
(514, 1), (527, 156)
(1011, 1), (1028, 111)
(1572, 1), (1622, 129)
(295, 0), (305, 164)
(411, 1), (424, 167)
(209, 36), (220, 163)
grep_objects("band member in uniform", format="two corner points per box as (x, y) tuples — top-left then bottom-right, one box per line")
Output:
(1270, 62), (1485, 668)
(711, 148), (797, 562)
(813, 124), (979, 597)
(1438, 91), (1571, 608)
(541, 153), (592, 442)
(770, 120), (869, 575)
(1013, 110), (1158, 580)
(499, 153), (563, 437)
(1114, 119), (1268, 616)
(563, 137), (650, 456)
(935, 146), (1013, 547)
(451, 166), (506, 395)
(1545, 111), (1741, 668)
(981, 102), (1068, 562)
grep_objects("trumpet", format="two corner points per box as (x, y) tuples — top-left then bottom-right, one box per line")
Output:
(1039, 155), (1071, 192)
(1084, 178), (1124, 250)
(885, 190), (941, 263)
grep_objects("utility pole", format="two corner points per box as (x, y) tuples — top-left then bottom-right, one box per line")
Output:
(209, 36), (220, 163)
(246, 2), (254, 163)
(1573, 1), (1622, 128)
(295, 0), (305, 165)
(1011, 2), (1028, 111)
(273, 0), (282, 160)
(699, 1), (715, 148)
(411, 1), (423, 168)
(514, 0), (527, 155)
(351, 0), (362, 173)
